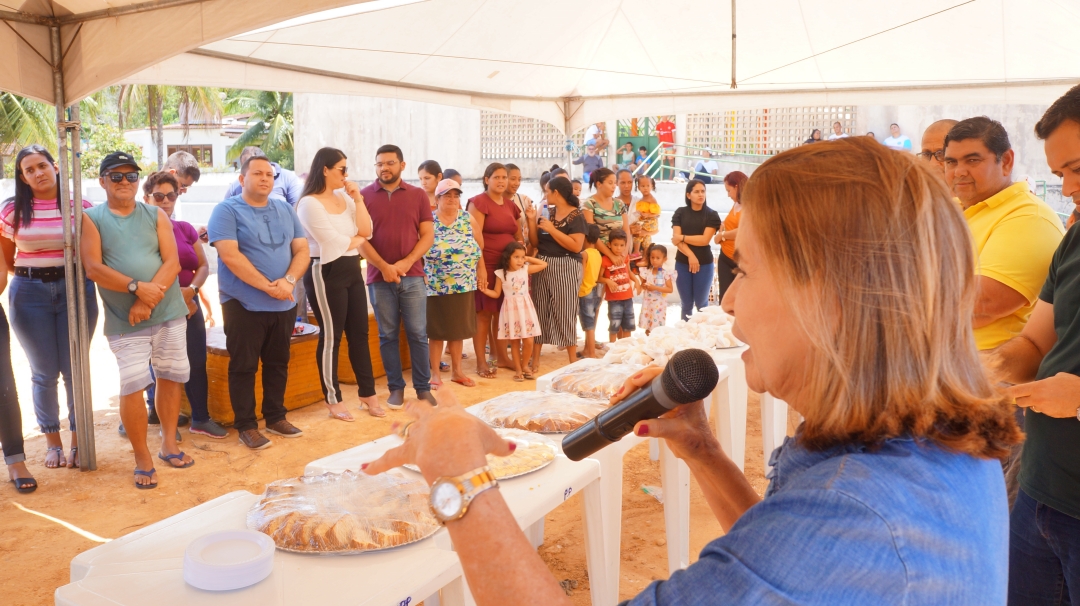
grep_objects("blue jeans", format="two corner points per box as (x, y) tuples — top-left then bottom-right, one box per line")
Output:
(8, 276), (98, 434)
(607, 298), (636, 334)
(368, 277), (431, 393)
(578, 285), (603, 332)
(1009, 489), (1080, 605)
(147, 299), (210, 423)
(675, 261), (714, 321)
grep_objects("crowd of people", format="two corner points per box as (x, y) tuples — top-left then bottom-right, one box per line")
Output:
(2, 84), (1080, 602)
(362, 86), (1080, 605)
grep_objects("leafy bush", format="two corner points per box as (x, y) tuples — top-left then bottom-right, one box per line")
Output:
(80, 124), (143, 179)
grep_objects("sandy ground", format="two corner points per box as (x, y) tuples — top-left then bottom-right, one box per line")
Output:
(0, 283), (793, 605)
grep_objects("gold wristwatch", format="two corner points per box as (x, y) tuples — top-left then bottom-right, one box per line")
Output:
(429, 465), (498, 524)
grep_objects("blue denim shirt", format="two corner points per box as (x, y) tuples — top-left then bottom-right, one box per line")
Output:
(624, 436), (1008, 605)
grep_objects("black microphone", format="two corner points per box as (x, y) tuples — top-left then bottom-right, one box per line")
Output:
(562, 349), (719, 461)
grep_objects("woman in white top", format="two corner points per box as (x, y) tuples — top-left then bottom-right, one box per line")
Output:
(296, 148), (381, 420)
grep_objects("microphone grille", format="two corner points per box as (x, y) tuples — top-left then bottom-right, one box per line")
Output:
(661, 349), (720, 404)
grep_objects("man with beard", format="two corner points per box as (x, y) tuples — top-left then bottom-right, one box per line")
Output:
(358, 145), (436, 408)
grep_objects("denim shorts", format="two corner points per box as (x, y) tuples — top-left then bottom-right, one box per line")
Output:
(578, 285), (603, 332)
(607, 298), (636, 334)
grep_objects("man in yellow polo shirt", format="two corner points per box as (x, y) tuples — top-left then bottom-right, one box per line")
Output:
(944, 116), (1065, 510)
(944, 116), (1065, 351)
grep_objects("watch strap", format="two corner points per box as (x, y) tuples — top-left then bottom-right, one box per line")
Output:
(434, 465), (498, 523)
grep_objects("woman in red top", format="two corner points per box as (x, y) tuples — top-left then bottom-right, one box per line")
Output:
(468, 163), (522, 378)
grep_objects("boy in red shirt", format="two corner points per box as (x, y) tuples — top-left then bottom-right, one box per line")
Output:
(598, 229), (641, 341)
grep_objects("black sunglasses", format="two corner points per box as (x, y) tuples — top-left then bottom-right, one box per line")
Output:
(106, 172), (140, 183)
(150, 192), (178, 202)
(916, 150), (945, 162)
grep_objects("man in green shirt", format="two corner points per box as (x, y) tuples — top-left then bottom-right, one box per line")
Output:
(82, 152), (192, 489)
(988, 84), (1080, 603)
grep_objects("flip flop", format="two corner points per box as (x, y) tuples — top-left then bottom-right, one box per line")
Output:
(513, 374), (524, 382)
(325, 404), (355, 422)
(134, 468), (158, 489)
(477, 368), (496, 379)
(10, 476), (37, 494)
(430, 378), (444, 391)
(45, 446), (65, 469)
(68, 447), (79, 469)
(451, 376), (476, 387)
(157, 451), (195, 469)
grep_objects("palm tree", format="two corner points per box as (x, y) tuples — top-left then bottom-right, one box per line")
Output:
(0, 93), (54, 179)
(224, 90), (294, 169)
(118, 85), (223, 167)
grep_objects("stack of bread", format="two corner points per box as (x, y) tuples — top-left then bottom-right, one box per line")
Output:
(248, 471), (440, 553)
(472, 391), (609, 433)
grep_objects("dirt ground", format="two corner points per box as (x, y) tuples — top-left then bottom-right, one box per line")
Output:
(0, 290), (792, 605)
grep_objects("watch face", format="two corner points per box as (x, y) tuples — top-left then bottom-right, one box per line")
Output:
(431, 481), (463, 519)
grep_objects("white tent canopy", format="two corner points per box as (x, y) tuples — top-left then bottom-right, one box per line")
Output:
(124, 0), (1080, 133)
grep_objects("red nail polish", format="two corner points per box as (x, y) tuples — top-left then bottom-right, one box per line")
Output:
(508, 441), (517, 452)
(360, 463), (369, 470)
(637, 425), (649, 436)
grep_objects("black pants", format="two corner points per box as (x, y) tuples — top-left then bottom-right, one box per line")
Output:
(716, 251), (738, 301)
(0, 308), (24, 464)
(222, 299), (295, 432)
(304, 255), (376, 403)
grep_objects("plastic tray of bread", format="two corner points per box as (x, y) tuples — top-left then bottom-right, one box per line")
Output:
(550, 361), (645, 400)
(247, 471), (440, 554)
(472, 391), (609, 434)
(405, 428), (558, 480)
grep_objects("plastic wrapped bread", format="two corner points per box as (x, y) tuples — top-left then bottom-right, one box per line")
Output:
(550, 362), (644, 400)
(248, 471), (439, 554)
(603, 314), (742, 365)
(472, 391), (609, 433)
(405, 428), (557, 479)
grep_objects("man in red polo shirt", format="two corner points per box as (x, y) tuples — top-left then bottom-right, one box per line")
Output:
(358, 144), (436, 408)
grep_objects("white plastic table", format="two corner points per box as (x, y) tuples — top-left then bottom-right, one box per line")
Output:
(532, 365), (730, 577)
(58, 491), (468, 606)
(305, 435), (614, 606)
(707, 347), (788, 473)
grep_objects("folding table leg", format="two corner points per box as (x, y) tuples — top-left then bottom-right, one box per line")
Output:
(658, 441), (690, 573)
(649, 438), (660, 461)
(524, 519), (545, 549)
(589, 446), (625, 606)
(438, 578), (466, 606)
(711, 371), (747, 472)
(581, 479), (614, 606)
(760, 394), (789, 473)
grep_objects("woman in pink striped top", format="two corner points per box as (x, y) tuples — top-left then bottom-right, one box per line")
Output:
(0, 145), (99, 472)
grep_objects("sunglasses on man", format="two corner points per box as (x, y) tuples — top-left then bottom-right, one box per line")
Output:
(916, 150), (945, 162)
(106, 172), (140, 183)
(150, 191), (178, 202)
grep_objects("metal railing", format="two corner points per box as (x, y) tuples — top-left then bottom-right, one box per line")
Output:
(631, 142), (769, 182)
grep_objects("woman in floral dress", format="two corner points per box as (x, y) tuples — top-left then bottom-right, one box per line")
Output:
(424, 179), (482, 388)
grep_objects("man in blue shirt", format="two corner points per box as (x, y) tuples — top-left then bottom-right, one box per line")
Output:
(208, 155), (310, 450)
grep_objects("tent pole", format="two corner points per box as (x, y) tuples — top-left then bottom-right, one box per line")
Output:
(563, 98), (573, 174)
(69, 104), (96, 471)
(50, 25), (96, 471)
(730, 0), (737, 89)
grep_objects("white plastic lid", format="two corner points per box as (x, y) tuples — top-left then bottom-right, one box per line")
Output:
(183, 529), (275, 591)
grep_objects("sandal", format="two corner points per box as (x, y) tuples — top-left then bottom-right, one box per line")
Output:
(45, 446), (65, 469)
(157, 451), (195, 469)
(450, 376), (476, 387)
(9, 472), (37, 494)
(360, 399), (387, 418)
(430, 378), (444, 391)
(68, 447), (79, 469)
(523, 371), (535, 380)
(477, 367), (496, 379)
(134, 468), (158, 489)
(325, 403), (355, 422)
(439, 362), (450, 372)
(513, 374), (524, 382)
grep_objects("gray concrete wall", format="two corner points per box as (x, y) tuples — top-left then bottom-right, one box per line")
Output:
(859, 104), (1053, 184)
(294, 92), (487, 181)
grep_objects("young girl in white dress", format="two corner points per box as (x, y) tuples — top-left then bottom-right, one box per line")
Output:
(637, 244), (675, 334)
(478, 242), (547, 381)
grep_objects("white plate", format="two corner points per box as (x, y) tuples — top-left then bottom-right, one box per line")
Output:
(293, 322), (320, 337)
(405, 428), (558, 479)
(184, 529), (275, 591)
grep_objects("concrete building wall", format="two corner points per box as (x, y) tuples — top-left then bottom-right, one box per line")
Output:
(123, 127), (235, 169)
(295, 93), (487, 180)
(858, 104), (1053, 183)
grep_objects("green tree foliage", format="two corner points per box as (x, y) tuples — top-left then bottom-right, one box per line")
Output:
(224, 90), (294, 169)
(0, 93), (55, 179)
(81, 124), (143, 179)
